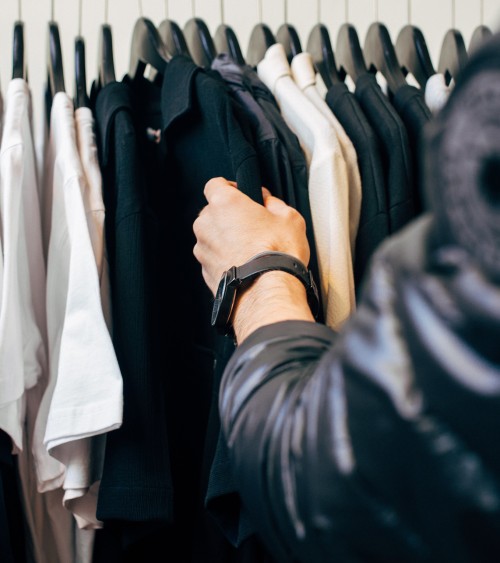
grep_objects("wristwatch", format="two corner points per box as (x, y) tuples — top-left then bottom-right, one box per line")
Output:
(211, 251), (320, 336)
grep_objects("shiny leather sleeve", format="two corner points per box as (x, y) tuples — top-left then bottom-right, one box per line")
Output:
(219, 215), (500, 563)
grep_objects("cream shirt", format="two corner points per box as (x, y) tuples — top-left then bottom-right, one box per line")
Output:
(258, 44), (355, 330)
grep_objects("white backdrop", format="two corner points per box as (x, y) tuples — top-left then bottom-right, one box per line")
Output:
(0, 0), (499, 145)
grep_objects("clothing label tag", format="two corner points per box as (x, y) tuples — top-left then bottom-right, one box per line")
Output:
(144, 64), (158, 83)
(146, 127), (162, 144)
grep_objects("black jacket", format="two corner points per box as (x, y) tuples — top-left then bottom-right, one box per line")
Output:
(325, 83), (389, 290)
(216, 35), (500, 562)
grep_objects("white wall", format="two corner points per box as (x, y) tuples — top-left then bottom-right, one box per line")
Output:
(1, 0), (499, 144)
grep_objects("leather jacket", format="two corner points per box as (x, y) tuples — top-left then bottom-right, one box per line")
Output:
(219, 214), (500, 562)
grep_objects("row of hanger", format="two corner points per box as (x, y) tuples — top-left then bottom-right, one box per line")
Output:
(9, 0), (493, 116)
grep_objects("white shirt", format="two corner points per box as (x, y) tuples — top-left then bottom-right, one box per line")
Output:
(0, 80), (47, 451)
(425, 73), (453, 114)
(0, 78), (70, 563)
(33, 93), (123, 498)
(291, 52), (362, 258)
(58, 106), (116, 530)
(258, 44), (355, 330)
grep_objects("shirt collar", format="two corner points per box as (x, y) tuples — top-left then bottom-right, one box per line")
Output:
(161, 54), (200, 134)
(290, 52), (316, 91)
(95, 81), (133, 167)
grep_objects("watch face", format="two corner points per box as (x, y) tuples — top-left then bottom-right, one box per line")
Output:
(211, 270), (237, 332)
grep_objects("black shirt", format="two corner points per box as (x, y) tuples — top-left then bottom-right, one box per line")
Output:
(326, 83), (390, 289)
(211, 54), (296, 205)
(94, 80), (173, 529)
(391, 85), (432, 214)
(160, 55), (272, 561)
(355, 73), (415, 234)
(0, 431), (27, 563)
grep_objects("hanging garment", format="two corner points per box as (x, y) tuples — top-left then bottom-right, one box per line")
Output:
(425, 73), (453, 114)
(157, 54), (272, 561)
(33, 90), (122, 563)
(75, 106), (112, 333)
(353, 73), (415, 233)
(0, 431), (27, 563)
(0, 77), (63, 563)
(291, 52), (362, 258)
(41, 92), (122, 495)
(258, 43), (355, 330)
(0, 80), (46, 452)
(325, 82), (390, 290)
(390, 84), (432, 213)
(212, 54), (296, 205)
(45, 105), (118, 532)
(93, 80), (173, 536)
(0, 79), (55, 563)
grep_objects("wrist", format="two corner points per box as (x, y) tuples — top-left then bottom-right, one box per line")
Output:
(232, 270), (316, 344)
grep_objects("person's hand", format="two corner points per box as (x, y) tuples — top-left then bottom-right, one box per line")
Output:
(193, 177), (315, 343)
(193, 177), (310, 296)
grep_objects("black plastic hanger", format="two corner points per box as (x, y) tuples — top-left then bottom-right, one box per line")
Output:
(129, 17), (171, 81)
(246, 23), (276, 67)
(183, 17), (217, 68)
(438, 29), (468, 85)
(306, 23), (342, 88)
(47, 21), (65, 97)
(364, 22), (408, 94)
(336, 23), (368, 83)
(276, 23), (302, 64)
(74, 36), (89, 108)
(97, 24), (116, 89)
(158, 19), (191, 58)
(469, 24), (492, 54)
(395, 24), (435, 89)
(12, 21), (26, 80)
(214, 24), (245, 65)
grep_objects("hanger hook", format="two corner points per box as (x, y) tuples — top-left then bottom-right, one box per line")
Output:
(165, 0), (168, 19)
(138, 0), (143, 17)
(51, 0), (54, 21)
(104, 0), (108, 23)
(481, 0), (484, 25)
(345, 0), (349, 23)
(374, 0), (379, 22)
(317, 0), (320, 23)
(221, 0), (224, 24)
(284, 0), (287, 24)
(18, 0), (22, 20)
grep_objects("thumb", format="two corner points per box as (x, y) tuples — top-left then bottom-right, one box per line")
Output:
(262, 187), (290, 216)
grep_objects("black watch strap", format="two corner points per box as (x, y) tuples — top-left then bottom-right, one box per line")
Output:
(235, 251), (319, 316)
(211, 251), (320, 337)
